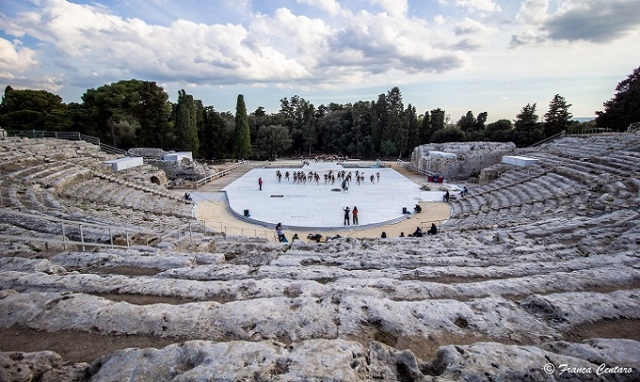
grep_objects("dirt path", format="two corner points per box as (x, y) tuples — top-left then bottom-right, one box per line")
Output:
(195, 200), (450, 241)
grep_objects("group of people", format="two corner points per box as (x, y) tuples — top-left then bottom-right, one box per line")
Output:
(266, 173), (462, 242)
(387, 224), (437, 238)
(442, 186), (469, 202)
(343, 206), (359, 225)
(276, 219), (437, 243)
(407, 223), (437, 237)
(270, 169), (380, 187)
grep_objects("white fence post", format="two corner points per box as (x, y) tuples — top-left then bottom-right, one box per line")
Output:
(79, 224), (85, 251)
(61, 222), (66, 250)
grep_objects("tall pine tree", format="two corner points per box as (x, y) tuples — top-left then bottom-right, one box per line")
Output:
(385, 87), (407, 158)
(514, 103), (544, 147)
(419, 110), (431, 144)
(544, 94), (572, 137)
(429, 108), (446, 142)
(405, 104), (419, 155)
(234, 94), (251, 159)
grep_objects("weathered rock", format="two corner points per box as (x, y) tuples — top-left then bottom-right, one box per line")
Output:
(432, 342), (602, 382)
(0, 350), (89, 382)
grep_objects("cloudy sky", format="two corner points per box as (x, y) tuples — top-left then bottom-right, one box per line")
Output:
(1, 0), (639, 121)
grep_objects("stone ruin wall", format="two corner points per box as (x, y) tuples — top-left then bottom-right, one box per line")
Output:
(116, 164), (169, 186)
(478, 163), (512, 184)
(128, 147), (212, 182)
(127, 147), (168, 158)
(410, 141), (516, 181)
(145, 159), (208, 181)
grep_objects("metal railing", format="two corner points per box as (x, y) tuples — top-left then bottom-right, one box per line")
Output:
(5, 130), (132, 157)
(396, 160), (433, 177)
(0, 208), (158, 250)
(529, 130), (566, 147)
(195, 161), (246, 188)
(420, 219), (446, 231)
(0, 234), (134, 250)
(221, 225), (271, 240)
(161, 221), (205, 243)
(566, 127), (613, 137)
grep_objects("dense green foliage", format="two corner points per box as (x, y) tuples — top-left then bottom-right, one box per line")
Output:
(3, 67), (637, 157)
(0, 86), (66, 131)
(80, 79), (171, 148)
(596, 65), (640, 131)
(257, 125), (292, 160)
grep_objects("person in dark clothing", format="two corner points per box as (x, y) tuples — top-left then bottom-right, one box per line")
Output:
(412, 226), (423, 237)
(258, 177), (263, 191)
(443, 190), (450, 202)
(428, 223), (437, 235)
(343, 207), (350, 226)
(352, 206), (359, 225)
(380, 231), (387, 238)
(414, 204), (422, 213)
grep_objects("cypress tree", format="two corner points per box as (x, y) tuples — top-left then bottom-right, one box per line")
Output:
(174, 89), (199, 153)
(234, 94), (251, 158)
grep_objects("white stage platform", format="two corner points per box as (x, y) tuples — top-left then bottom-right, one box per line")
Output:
(196, 163), (444, 230)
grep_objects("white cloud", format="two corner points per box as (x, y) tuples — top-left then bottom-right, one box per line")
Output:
(1, 0), (313, 85)
(295, 0), (348, 17)
(515, 0), (549, 25)
(367, 0), (408, 17)
(454, 17), (498, 35)
(434, 15), (446, 25)
(0, 37), (39, 74)
(0, 0), (473, 90)
(327, 10), (466, 74)
(439, 0), (501, 13)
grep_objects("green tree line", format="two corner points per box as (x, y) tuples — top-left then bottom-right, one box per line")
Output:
(1, 65), (638, 159)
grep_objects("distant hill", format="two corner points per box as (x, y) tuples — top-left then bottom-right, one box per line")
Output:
(571, 117), (595, 123)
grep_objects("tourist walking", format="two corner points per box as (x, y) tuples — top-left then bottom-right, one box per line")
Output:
(343, 206), (350, 226)
(352, 206), (359, 225)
